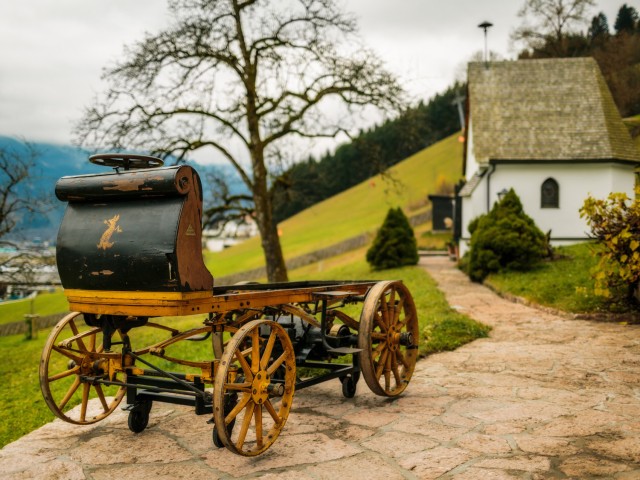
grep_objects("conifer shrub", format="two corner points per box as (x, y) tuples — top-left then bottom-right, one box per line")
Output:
(466, 189), (547, 282)
(367, 207), (419, 270)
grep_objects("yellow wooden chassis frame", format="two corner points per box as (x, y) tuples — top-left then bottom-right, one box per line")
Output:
(64, 283), (373, 317)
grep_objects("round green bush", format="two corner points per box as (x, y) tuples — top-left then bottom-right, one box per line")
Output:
(367, 207), (419, 270)
(467, 189), (546, 282)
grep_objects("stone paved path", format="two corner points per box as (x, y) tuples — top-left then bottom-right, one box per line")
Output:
(4, 256), (640, 479)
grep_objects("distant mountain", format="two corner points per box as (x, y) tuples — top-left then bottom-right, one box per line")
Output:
(0, 137), (247, 244)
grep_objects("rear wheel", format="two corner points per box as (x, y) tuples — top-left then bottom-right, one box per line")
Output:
(39, 312), (126, 424)
(358, 281), (419, 397)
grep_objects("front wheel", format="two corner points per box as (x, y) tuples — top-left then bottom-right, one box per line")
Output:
(213, 319), (296, 456)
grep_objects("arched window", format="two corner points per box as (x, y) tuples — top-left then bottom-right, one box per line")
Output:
(541, 178), (559, 208)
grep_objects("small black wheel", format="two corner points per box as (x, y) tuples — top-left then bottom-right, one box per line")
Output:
(341, 375), (357, 398)
(128, 409), (149, 433)
(212, 392), (238, 448)
(213, 427), (226, 448)
(127, 400), (152, 433)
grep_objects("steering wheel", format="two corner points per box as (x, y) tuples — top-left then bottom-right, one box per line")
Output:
(89, 153), (164, 171)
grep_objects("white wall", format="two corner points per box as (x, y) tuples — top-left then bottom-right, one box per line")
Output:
(458, 162), (637, 257)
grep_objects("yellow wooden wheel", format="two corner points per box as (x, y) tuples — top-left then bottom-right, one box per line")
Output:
(358, 281), (419, 397)
(39, 312), (126, 424)
(213, 319), (296, 456)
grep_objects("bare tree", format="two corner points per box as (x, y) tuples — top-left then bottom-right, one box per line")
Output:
(512, 0), (595, 55)
(0, 142), (38, 243)
(75, 0), (405, 282)
(0, 141), (49, 286)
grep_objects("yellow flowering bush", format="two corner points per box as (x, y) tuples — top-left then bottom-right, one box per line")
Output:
(580, 188), (640, 305)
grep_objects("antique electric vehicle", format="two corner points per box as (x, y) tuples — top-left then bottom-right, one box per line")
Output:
(39, 154), (419, 456)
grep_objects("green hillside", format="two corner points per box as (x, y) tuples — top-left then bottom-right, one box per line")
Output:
(205, 132), (463, 277)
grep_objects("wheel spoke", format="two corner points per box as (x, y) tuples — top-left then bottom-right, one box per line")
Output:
(397, 310), (414, 330)
(396, 350), (410, 369)
(254, 404), (263, 449)
(392, 296), (405, 327)
(251, 328), (260, 372)
(223, 382), (252, 392)
(225, 393), (250, 426)
(391, 353), (402, 386)
(80, 383), (90, 422)
(58, 377), (81, 411)
(89, 332), (96, 352)
(235, 401), (255, 450)
(235, 349), (253, 381)
(372, 341), (386, 361)
(94, 384), (109, 412)
(52, 345), (82, 364)
(48, 365), (79, 382)
(384, 352), (392, 392)
(388, 288), (396, 316)
(375, 349), (389, 379)
(374, 312), (387, 332)
(266, 352), (287, 377)
(260, 331), (277, 370)
(380, 296), (390, 328)
(264, 398), (281, 424)
(68, 319), (88, 353)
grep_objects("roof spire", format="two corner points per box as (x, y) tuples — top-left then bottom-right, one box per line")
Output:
(478, 21), (493, 67)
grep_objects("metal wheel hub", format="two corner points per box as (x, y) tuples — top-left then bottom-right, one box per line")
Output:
(251, 370), (271, 404)
(387, 325), (401, 352)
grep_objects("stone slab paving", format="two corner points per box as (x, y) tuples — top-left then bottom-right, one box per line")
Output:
(4, 256), (640, 479)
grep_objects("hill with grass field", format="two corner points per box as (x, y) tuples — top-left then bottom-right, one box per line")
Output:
(204, 131), (464, 278)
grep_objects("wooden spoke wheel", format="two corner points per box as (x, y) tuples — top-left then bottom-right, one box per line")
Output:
(358, 281), (419, 397)
(39, 312), (126, 424)
(213, 319), (296, 456)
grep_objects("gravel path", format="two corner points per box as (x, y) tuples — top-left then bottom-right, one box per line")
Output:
(3, 256), (640, 479)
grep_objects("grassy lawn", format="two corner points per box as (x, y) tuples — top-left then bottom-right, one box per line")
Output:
(0, 249), (488, 448)
(0, 290), (68, 325)
(484, 242), (607, 314)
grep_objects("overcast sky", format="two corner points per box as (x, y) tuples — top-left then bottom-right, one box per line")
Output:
(0, 0), (625, 152)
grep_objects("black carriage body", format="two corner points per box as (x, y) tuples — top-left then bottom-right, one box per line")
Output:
(55, 165), (213, 292)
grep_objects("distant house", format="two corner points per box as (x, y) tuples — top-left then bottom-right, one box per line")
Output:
(458, 57), (640, 256)
(202, 216), (258, 252)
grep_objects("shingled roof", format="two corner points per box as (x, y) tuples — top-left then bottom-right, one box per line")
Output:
(468, 57), (640, 164)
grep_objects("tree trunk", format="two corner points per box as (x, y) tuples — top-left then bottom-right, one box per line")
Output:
(251, 148), (289, 283)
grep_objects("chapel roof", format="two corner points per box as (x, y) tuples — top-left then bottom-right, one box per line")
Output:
(468, 57), (640, 164)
